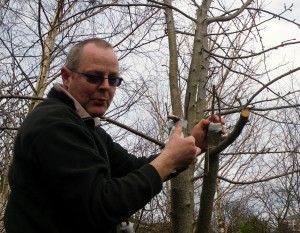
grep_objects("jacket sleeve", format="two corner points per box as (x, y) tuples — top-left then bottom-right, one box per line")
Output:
(95, 126), (158, 178)
(31, 113), (162, 231)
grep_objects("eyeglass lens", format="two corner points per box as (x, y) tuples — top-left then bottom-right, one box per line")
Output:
(85, 74), (122, 86)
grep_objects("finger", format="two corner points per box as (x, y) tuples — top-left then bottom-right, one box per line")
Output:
(195, 146), (201, 156)
(203, 119), (211, 127)
(172, 124), (182, 137)
(210, 115), (226, 125)
(198, 118), (210, 129)
(186, 135), (196, 143)
(210, 115), (220, 123)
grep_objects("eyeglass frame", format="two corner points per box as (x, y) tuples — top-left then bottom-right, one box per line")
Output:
(68, 68), (123, 87)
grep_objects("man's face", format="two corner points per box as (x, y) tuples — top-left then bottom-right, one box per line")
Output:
(61, 43), (120, 117)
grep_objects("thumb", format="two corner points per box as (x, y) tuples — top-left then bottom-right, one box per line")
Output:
(172, 124), (183, 137)
(195, 146), (201, 156)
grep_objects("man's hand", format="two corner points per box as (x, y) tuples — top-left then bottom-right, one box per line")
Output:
(150, 124), (201, 181)
(192, 115), (226, 151)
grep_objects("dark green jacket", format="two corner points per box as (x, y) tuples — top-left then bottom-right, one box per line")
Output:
(4, 85), (162, 233)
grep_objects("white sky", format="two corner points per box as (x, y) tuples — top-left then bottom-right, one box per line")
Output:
(262, 0), (300, 69)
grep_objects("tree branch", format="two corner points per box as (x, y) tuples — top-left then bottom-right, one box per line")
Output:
(217, 169), (300, 185)
(246, 67), (300, 106)
(206, 40), (300, 60)
(193, 169), (300, 184)
(209, 108), (250, 156)
(0, 95), (45, 100)
(100, 116), (165, 148)
(207, 0), (253, 24)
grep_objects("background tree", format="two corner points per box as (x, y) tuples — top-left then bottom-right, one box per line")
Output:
(1, 1), (300, 233)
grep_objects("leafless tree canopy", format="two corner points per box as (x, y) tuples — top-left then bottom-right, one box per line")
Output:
(0, 0), (300, 232)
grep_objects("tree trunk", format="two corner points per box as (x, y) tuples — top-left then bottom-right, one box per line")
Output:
(29, 0), (65, 111)
(164, 1), (194, 232)
(216, 178), (226, 233)
(195, 129), (220, 233)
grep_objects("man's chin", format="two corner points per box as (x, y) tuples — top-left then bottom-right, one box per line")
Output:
(88, 108), (107, 118)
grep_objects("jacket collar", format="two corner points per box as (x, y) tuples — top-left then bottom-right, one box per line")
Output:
(53, 83), (101, 126)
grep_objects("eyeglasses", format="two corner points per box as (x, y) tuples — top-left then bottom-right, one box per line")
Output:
(71, 70), (123, 87)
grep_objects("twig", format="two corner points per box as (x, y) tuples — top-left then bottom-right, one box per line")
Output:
(100, 116), (165, 148)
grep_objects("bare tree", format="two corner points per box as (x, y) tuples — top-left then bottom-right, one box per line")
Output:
(1, 1), (300, 233)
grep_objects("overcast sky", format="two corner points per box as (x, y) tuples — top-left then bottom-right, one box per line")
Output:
(263, 0), (300, 70)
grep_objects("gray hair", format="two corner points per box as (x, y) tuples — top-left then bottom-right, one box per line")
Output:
(64, 38), (113, 70)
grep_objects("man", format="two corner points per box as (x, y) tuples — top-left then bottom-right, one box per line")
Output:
(4, 38), (222, 233)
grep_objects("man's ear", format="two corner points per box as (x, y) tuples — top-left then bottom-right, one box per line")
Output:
(61, 67), (72, 89)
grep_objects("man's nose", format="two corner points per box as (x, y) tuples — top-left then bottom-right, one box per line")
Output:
(98, 77), (110, 89)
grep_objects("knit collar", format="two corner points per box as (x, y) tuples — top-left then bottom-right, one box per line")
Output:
(53, 83), (101, 126)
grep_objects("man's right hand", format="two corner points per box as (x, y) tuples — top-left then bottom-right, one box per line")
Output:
(150, 124), (201, 181)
